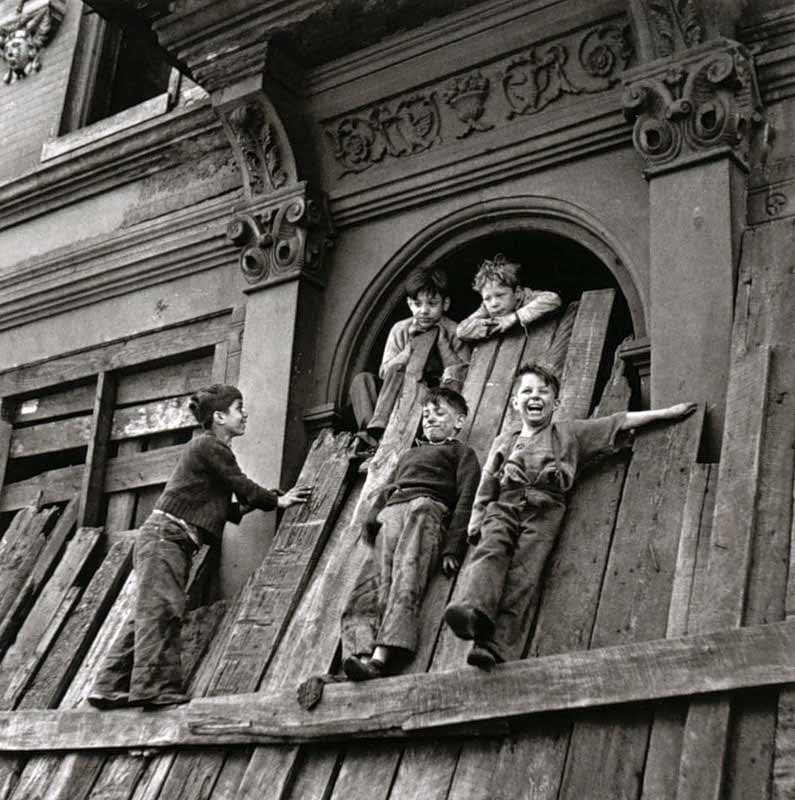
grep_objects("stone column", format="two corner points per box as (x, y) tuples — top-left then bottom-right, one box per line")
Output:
(623, 39), (762, 457)
(213, 84), (334, 594)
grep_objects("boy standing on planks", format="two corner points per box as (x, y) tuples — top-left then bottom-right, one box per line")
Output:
(445, 363), (696, 669)
(456, 253), (561, 343)
(349, 266), (469, 455)
(341, 387), (481, 680)
(88, 384), (311, 710)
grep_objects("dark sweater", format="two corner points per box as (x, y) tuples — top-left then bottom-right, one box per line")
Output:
(155, 431), (279, 540)
(374, 438), (481, 561)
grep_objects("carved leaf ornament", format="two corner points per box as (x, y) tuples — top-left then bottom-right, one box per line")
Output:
(226, 102), (288, 195)
(326, 22), (632, 177)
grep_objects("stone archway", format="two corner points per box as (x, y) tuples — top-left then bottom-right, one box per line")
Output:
(327, 196), (646, 411)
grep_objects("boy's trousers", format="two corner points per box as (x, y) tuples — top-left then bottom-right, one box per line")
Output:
(349, 365), (405, 433)
(92, 514), (197, 702)
(459, 487), (566, 662)
(341, 495), (448, 657)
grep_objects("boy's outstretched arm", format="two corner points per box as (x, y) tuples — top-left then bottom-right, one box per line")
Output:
(620, 402), (698, 431)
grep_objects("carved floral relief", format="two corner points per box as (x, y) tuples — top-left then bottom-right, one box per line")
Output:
(325, 21), (633, 178)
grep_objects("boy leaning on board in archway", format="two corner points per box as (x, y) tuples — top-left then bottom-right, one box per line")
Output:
(445, 362), (697, 669)
(456, 253), (562, 343)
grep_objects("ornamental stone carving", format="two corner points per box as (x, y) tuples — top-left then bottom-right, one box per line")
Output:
(325, 21), (632, 177)
(443, 71), (494, 138)
(622, 40), (762, 172)
(502, 24), (632, 118)
(226, 189), (335, 288)
(0, 0), (65, 84)
(326, 93), (442, 177)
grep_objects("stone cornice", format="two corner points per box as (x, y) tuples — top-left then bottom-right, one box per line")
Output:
(0, 98), (219, 232)
(0, 194), (238, 333)
(739, 5), (795, 103)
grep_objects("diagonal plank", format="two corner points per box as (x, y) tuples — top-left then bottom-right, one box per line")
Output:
(2, 620), (795, 752)
(677, 344), (772, 800)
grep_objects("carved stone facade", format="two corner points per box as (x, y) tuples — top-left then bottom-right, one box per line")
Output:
(226, 187), (335, 289)
(0, 0), (65, 84)
(622, 39), (763, 173)
(325, 20), (633, 177)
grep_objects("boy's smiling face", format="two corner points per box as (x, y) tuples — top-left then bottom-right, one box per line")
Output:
(512, 371), (558, 430)
(422, 398), (465, 442)
(480, 279), (524, 317)
(406, 289), (450, 331)
(214, 397), (248, 439)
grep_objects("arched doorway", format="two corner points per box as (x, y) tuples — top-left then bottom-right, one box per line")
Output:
(328, 197), (646, 417)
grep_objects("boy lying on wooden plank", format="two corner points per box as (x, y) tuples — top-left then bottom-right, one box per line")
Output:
(445, 362), (696, 669)
(341, 387), (481, 680)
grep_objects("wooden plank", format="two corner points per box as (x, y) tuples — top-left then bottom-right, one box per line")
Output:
(3, 571), (137, 800)
(0, 587), (81, 711)
(149, 434), (357, 800)
(0, 313), (231, 398)
(79, 372), (118, 527)
(557, 407), (704, 800)
(0, 507), (56, 635)
(0, 444), (182, 512)
(641, 463), (717, 800)
(10, 395), (197, 458)
(292, 318), (560, 800)
(723, 227), (795, 800)
(18, 538), (133, 710)
(554, 289), (614, 421)
(9, 355), (214, 427)
(104, 441), (142, 533)
(676, 346), (771, 800)
(0, 526), (102, 685)
(446, 347), (633, 800)
(2, 620), (795, 752)
(544, 300), (578, 375)
(0, 496), (79, 655)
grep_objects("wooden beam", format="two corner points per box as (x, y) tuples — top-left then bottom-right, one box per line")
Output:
(677, 345), (771, 800)
(0, 497), (79, 656)
(0, 444), (182, 512)
(0, 313), (230, 398)
(1, 621), (795, 752)
(9, 394), (197, 458)
(79, 372), (117, 527)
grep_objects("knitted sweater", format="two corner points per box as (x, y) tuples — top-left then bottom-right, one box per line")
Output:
(155, 431), (279, 540)
(371, 438), (481, 560)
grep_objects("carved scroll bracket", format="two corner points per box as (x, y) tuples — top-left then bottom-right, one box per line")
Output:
(622, 39), (763, 175)
(226, 185), (335, 291)
(215, 89), (299, 201)
(0, 0), (65, 85)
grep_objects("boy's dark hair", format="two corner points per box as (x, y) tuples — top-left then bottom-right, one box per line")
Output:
(425, 386), (469, 417)
(189, 384), (243, 429)
(472, 253), (522, 292)
(405, 266), (450, 300)
(513, 363), (560, 398)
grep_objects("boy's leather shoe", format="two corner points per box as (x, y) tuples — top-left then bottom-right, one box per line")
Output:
(87, 693), (131, 710)
(444, 604), (494, 641)
(343, 655), (385, 681)
(140, 692), (191, 711)
(467, 643), (503, 670)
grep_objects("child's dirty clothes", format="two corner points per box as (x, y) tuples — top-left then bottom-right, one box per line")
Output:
(459, 412), (629, 662)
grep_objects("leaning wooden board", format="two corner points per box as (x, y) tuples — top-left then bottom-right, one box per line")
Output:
(386, 293), (615, 800)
